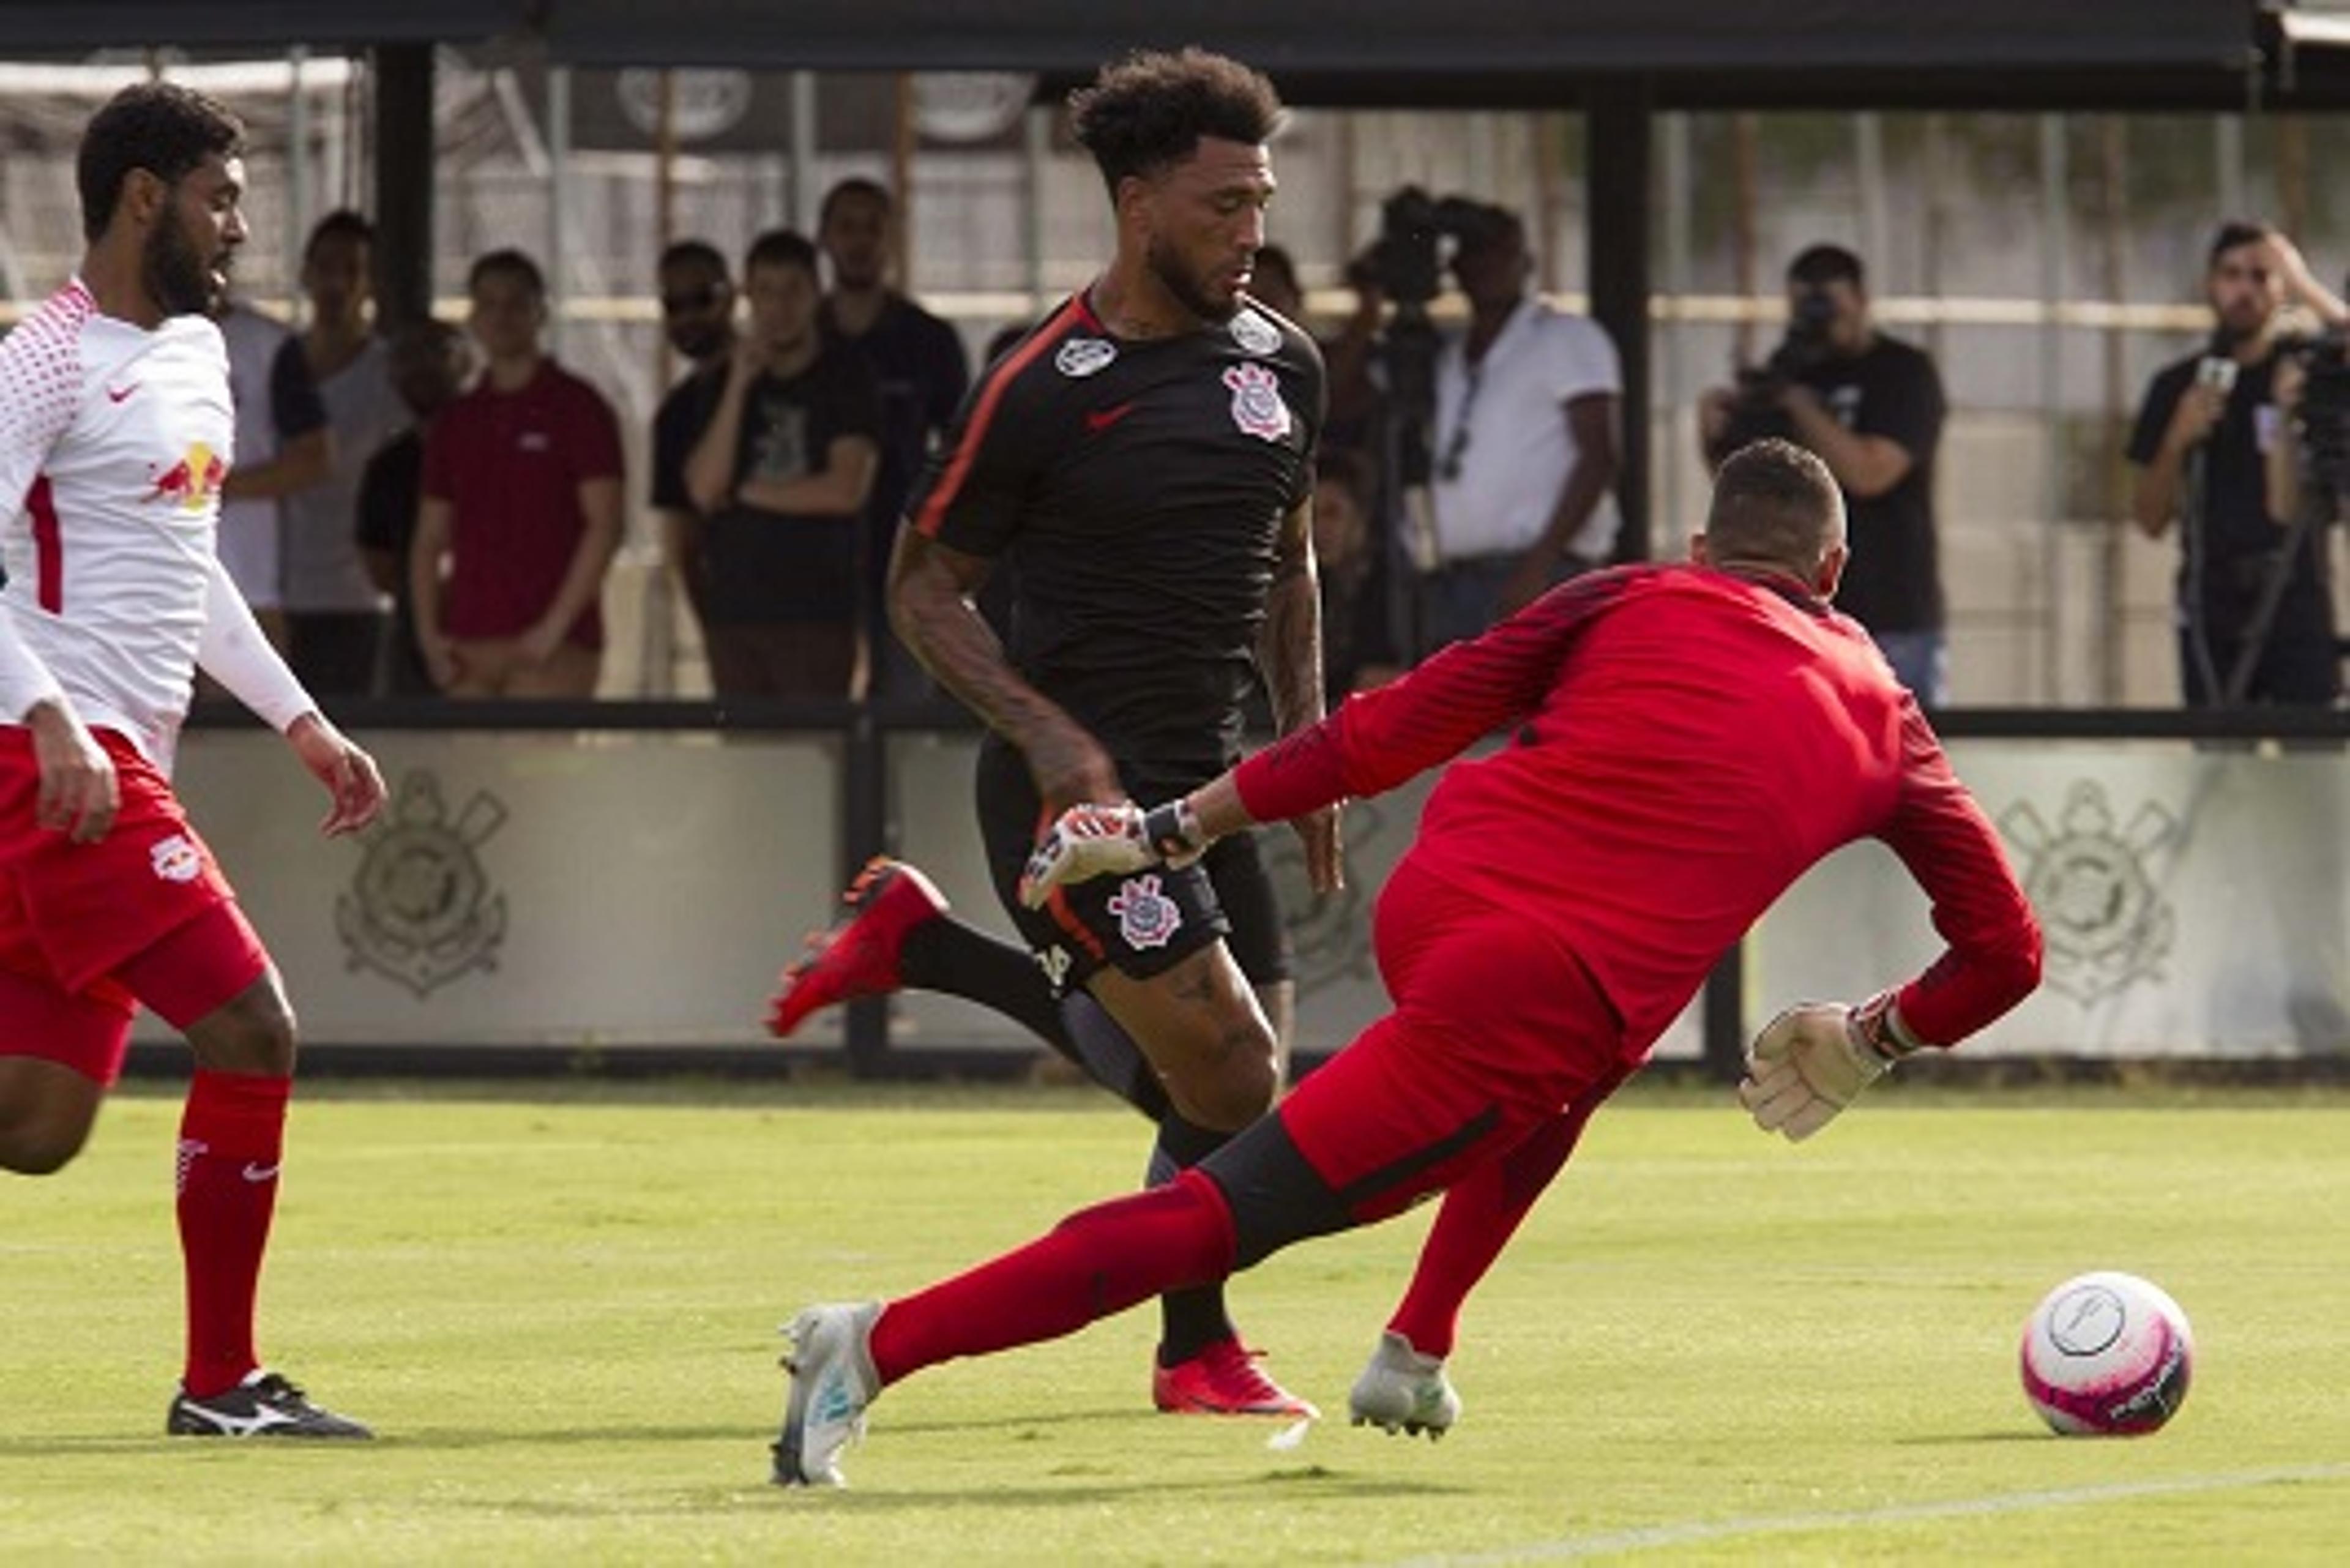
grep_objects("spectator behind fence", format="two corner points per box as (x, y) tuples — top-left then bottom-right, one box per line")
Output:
(1419, 204), (1622, 655)
(1701, 244), (1948, 705)
(682, 229), (882, 699)
(214, 296), (330, 652)
(281, 210), (406, 696)
(818, 178), (971, 700)
(647, 239), (737, 645)
(2130, 222), (2345, 707)
(411, 249), (622, 699)
(357, 319), (472, 696)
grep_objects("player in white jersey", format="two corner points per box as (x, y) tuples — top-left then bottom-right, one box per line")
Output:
(0, 83), (387, 1439)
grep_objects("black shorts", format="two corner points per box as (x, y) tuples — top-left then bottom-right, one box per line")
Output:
(974, 737), (1291, 994)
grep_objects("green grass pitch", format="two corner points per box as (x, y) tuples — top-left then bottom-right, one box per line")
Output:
(2, 1078), (2346, 1564)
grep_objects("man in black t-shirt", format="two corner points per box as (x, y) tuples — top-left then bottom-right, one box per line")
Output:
(764, 48), (1334, 1432)
(682, 230), (882, 698)
(817, 179), (972, 700)
(2128, 222), (2344, 707)
(1703, 245), (1947, 704)
(356, 319), (471, 696)
(649, 239), (737, 646)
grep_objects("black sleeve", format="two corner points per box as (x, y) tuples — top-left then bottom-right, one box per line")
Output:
(2127, 364), (2185, 468)
(1290, 332), (1331, 509)
(268, 337), (329, 440)
(1860, 345), (1944, 465)
(905, 356), (1038, 558)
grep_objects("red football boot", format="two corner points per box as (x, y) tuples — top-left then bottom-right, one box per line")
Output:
(1151, 1337), (1319, 1419)
(766, 858), (950, 1039)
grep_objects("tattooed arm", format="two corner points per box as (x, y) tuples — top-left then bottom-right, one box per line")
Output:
(1256, 495), (1341, 893)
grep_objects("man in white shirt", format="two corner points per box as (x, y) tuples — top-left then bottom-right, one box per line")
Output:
(1420, 204), (1621, 654)
(0, 83), (385, 1439)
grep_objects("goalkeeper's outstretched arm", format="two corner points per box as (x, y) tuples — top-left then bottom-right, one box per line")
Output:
(1740, 703), (2043, 1142)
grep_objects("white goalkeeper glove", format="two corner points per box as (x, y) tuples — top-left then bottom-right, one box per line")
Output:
(1737, 990), (1924, 1142)
(1017, 799), (1208, 909)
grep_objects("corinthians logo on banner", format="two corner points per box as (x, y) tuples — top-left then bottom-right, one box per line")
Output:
(1998, 780), (2179, 1005)
(337, 771), (509, 998)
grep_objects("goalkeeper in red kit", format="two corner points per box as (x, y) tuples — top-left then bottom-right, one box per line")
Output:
(769, 438), (2043, 1485)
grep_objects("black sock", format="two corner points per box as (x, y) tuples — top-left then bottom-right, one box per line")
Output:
(897, 913), (1071, 1047)
(1151, 1111), (1238, 1365)
(897, 916), (1169, 1122)
(1061, 993), (1171, 1123)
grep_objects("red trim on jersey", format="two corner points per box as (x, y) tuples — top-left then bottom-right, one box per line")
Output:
(911, 295), (1087, 539)
(27, 475), (61, 612)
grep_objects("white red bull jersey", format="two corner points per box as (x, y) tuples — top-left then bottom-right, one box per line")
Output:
(0, 279), (241, 767)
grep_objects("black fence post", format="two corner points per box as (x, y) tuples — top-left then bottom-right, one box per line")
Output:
(841, 706), (890, 1078)
(370, 44), (434, 333)
(1702, 946), (1745, 1083)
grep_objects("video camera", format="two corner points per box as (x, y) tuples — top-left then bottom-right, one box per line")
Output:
(1352, 186), (1514, 308)
(1705, 284), (1842, 463)
(2277, 329), (2350, 493)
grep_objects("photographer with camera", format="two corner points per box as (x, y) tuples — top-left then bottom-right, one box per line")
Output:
(1701, 245), (1947, 704)
(1349, 197), (1620, 656)
(2130, 222), (2344, 707)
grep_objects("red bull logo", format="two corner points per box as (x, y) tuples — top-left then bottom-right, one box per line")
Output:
(145, 441), (226, 511)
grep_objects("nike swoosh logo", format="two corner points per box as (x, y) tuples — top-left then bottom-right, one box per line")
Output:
(1084, 400), (1138, 434)
(106, 383), (140, 403)
(242, 1162), (281, 1182)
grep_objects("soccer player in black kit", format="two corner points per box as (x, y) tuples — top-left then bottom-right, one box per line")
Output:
(766, 47), (1337, 1427)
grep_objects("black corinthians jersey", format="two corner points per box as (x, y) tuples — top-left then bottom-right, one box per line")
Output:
(908, 288), (1326, 775)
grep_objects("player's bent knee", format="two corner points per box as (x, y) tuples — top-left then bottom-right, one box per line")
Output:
(1179, 1048), (1279, 1132)
(0, 1114), (93, 1176)
(185, 981), (299, 1077)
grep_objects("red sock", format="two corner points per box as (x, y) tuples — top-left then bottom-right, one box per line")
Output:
(176, 1070), (290, 1397)
(869, 1169), (1236, 1387)
(1387, 1100), (1599, 1359)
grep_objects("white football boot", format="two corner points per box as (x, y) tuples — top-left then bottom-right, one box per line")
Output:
(772, 1301), (882, 1486)
(1346, 1330), (1463, 1440)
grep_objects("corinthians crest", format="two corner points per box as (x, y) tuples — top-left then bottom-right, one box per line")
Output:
(337, 771), (509, 996)
(1998, 780), (2177, 1004)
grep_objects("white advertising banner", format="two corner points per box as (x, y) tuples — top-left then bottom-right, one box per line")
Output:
(136, 730), (845, 1048)
(1760, 741), (2349, 1058)
(138, 728), (2345, 1062)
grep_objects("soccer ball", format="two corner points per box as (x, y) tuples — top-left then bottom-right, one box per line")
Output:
(2019, 1271), (2193, 1436)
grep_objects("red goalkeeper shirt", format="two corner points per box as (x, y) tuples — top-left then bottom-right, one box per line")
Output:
(1235, 563), (2040, 1055)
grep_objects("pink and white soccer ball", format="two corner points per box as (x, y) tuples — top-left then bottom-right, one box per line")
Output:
(2019, 1271), (2193, 1436)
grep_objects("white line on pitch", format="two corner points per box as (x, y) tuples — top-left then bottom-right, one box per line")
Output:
(1386, 1463), (2350, 1566)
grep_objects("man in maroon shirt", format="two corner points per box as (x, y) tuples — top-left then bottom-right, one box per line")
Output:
(768, 439), (2042, 1486)
(411, 249), (624, 698)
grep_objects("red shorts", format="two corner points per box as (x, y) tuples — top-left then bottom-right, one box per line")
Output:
(0, 727), (269, 1084)
(1276, 853), (1633, 1223)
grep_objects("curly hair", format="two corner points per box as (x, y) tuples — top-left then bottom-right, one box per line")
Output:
(1067, 47), (1285, 197)
(77, 82), (245, 242)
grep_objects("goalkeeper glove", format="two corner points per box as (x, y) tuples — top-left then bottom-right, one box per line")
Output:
(1737, 990), (1924, 1142)
(1018, 798), (1207, 909)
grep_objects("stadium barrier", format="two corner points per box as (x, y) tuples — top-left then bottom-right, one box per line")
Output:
(125, 701), (2350, 1080)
